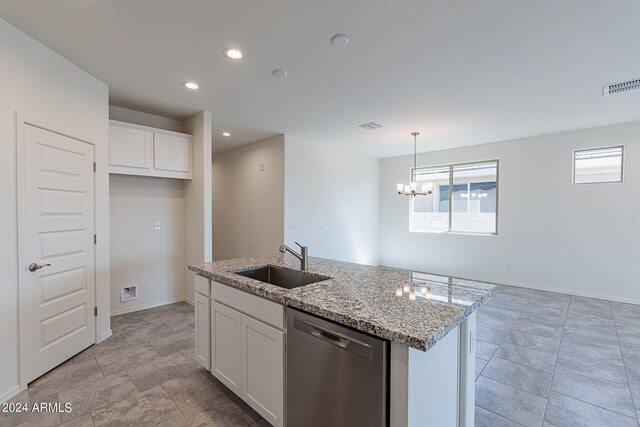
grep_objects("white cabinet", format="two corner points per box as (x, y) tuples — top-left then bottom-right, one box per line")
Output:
(194, 292), (210, 370)
(109, 120), (192, 179)
(108, 125), (153, 171)
(211, 301), (243, 395)
(241, 315), (284, 426)
(153, 132), (192, 176)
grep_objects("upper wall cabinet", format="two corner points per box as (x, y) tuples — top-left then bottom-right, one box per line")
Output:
(109, 120), (192, 179)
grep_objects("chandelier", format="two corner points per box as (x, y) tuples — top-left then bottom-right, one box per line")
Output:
(396, 132), (433, 196)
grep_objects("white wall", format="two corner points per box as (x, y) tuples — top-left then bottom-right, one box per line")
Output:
(183, 112), (213, 304)
(213, 135), (285, 260)
(0, 18), (109, 402)
(380, 121), (640, 303)
(109, 176), (185, 314)
(285, 138), (380, 266)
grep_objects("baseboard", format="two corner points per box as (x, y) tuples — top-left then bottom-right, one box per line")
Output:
(183, 296), (194, 306)
(0, 385), (21, 404)
(381, 263), (640, 306)
(438, 272), (640, 306)
(110, 297), (186, 316)
(100, 329), (113, 342)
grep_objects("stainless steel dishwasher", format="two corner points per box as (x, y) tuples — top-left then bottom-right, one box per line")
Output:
(286, 307), (388, 427)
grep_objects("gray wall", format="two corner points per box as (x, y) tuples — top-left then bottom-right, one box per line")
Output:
(285, 137), (381, 266)
(213, 135), (285, 260)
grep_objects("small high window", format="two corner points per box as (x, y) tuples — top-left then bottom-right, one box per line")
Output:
(573, 146), (623, 184)
(411, 160), (498, 234)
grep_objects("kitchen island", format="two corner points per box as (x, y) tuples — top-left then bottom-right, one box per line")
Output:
(189, 254), (496, 427)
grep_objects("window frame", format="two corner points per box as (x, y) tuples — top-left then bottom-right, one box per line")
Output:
(409, 159), (500, 236)
(572, 145), (624, 185)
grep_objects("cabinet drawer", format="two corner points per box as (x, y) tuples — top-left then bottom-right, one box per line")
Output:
(212, 281), (284, 330)
(195, 275), (210, 296)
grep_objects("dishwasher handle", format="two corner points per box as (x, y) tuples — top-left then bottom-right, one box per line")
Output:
(311, 329), (349, 348)
(293, 317), (374, 360)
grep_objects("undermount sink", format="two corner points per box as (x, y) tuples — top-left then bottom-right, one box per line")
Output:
(232, 265), (330, 289)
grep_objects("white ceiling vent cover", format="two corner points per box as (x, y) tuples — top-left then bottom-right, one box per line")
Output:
(358, 122), (382, 130)
(603, 78), (640, 96)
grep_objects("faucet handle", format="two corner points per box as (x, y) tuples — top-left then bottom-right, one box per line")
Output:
(294, 241), (307, 249)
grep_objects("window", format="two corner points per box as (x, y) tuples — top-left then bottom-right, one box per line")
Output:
(573, 146), (623, 184)
(411, 160), (498, 234)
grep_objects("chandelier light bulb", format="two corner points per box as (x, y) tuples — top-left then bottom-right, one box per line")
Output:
(396, 131), (434, 197)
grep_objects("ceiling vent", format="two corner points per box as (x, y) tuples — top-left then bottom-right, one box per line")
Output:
(358, 122), (382, 130)
(603, 78), (640, 96)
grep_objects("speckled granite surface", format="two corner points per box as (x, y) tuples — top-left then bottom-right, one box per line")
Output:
(189, 254), (496, 351)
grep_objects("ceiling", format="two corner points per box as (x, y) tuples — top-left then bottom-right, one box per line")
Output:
(1, 0), (640, 157)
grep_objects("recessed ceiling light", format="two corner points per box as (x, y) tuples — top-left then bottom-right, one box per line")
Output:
(182, 81), (199, 90)
(224, 48), (243, 59)
(272, 69), (288, 77)
(222, 132), (231, 137)
(330, 34), (350, 47)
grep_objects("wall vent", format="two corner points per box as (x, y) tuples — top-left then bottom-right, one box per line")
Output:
(358, 121), (382, 130)
(603, 78), (640, 96)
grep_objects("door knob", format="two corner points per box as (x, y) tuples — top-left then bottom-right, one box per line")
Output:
(28, 263), (51, 272)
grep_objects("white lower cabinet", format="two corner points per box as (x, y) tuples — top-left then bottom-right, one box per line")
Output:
(211, 301), (243, 395)
(241, 315), (284, 426)
(194, 276), (284, 427)
(194, 292), (210, 370)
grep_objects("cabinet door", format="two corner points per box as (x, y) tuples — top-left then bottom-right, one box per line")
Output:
(154, 133), (192, 178)
(109, 125), (153, 172)
(194, 293), (210, 370)
(242, 315), (284, 427)
(211, 301), (242, 396)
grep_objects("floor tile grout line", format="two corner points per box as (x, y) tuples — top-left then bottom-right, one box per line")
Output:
(541, 292), (570, 425)
(548, 388), (638, 421)
(613, 298), (640, 418)
(475, 398), (531, 426)
(475, 403), (527, 426)
(478, 372), (549, 400)
(489, 354), (556, 376)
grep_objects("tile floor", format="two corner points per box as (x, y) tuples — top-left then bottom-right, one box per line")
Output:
(475, 286), (640, 427)
(2, 286), (640, 426)
(1, 302), (269, 427)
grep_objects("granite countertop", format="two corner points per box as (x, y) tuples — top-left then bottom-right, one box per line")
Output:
(188, 254), (496, 351)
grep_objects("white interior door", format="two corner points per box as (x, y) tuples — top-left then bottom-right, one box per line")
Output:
(20, 124), (96, 385)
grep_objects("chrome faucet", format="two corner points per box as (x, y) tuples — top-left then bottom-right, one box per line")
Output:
(279, 242), (308, 270)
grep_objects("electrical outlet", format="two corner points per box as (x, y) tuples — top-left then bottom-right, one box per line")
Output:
(259, 163), (265, 171)
(154, 221), (161, 231)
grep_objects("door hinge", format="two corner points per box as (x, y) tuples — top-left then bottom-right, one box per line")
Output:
(93, 162), (96, 172)
(94, 234), (97, 245)
(94, 307), (98, 317)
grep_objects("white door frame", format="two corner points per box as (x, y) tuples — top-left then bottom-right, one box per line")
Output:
(16, 113), (101, 390)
